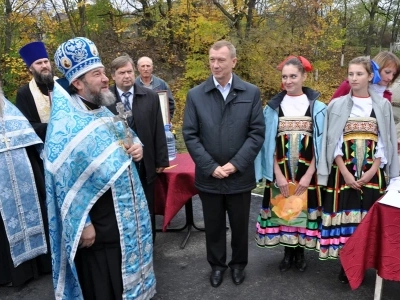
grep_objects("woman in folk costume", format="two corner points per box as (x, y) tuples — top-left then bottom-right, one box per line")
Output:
(317, 56), (398, 283)
(255, 56), (326, 272)
(331, 51), (400, 102)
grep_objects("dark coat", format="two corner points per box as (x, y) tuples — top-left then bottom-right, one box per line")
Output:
(108, 83), (169, 184)
(182, 74), (265, 194)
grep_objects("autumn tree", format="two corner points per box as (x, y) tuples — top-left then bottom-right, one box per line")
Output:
(0, 0), (47, 98)
(0, 0), (398, 111)
(212, 0), (257, 39)
(361, 0), (381, 55)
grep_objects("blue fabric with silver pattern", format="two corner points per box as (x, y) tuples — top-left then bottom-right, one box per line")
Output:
(54, 37), (104, 84)
(0, 98), (47, 267)
(44, 83), (156, 300)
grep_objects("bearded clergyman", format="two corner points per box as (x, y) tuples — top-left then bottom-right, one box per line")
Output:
(14, 41), (54, 276)
(0, 84), (49, 286)
(16, 41), (57, 142)
(44, 37), (156, 299)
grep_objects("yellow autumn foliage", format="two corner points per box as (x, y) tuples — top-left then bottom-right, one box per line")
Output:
(0, 0), (391, 117)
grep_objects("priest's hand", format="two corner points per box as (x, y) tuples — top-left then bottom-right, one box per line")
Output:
(126, 143), (143, 162)
(79, 224), (96, 248)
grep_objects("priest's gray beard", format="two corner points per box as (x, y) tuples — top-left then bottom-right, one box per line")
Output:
(31, 69), (54, 85)
(86, 89), (116, 107)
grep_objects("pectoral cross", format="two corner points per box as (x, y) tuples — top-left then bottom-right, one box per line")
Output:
(1, 135), (11, 149)
(114, 102), (133, 147)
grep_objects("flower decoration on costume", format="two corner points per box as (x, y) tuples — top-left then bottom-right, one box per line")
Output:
(371, 60), (382, 84)
(271, 194), (304, 221)
(270, 183), (307, 221)
(54, 37), (104, 84)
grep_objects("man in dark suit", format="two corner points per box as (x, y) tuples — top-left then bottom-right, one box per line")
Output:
(182, 41), (265, 287)
(108, 55), (169, 241)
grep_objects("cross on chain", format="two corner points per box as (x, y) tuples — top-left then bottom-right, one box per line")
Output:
(114, 102), (133, 147)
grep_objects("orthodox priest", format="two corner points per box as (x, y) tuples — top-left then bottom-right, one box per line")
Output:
(45, 37), (156, 300)
(0, 87), (49, 286)
(17, 41), (56, 142)
(15, 41), (53, 275)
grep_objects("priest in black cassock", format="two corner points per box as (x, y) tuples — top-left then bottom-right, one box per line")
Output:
(0, 85), (50, 287)
(16, 41), (56, 142)
(8, 41), (54, 281)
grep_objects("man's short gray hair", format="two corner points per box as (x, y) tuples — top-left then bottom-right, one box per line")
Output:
(210, 40), (236, 58)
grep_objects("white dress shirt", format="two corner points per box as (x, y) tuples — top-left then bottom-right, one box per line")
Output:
(213, 75), (232, 101)
(117, 86), (134, 108)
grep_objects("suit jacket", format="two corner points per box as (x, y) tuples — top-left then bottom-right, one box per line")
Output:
(108, 84), (169, 184)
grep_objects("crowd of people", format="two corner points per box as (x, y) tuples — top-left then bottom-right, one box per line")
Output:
(0, 37), (399, 299)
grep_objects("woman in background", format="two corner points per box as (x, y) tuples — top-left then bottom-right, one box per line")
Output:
(331, 51), (400, 102)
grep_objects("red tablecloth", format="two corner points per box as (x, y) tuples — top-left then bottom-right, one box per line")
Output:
(340, 202), (400, 290)
(154, 153), (199, 231)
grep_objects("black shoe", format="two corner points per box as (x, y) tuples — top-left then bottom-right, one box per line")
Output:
(231, 269), (245, 285)
(294, 247), (307, 272)
(210, 270), (224, 287)
(279, 247), (294, 272)
(338, 267), (349, 284)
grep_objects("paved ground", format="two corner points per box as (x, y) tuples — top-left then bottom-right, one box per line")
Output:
(1, 195), (399, 300)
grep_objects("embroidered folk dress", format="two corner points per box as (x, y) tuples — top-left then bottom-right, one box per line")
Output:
(256, 99), (322, 249)
(318, 98), (386, 260)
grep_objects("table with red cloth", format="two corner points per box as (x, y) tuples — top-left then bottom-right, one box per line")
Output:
(340, 201), (400, 292)
(154, 153), (200, 243)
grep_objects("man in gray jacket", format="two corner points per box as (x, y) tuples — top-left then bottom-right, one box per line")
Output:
(135, 56), (175, 121)
(182, 40), (265, 288)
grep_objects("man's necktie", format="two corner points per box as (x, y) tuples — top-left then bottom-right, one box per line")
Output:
(122, 92), (132, 111)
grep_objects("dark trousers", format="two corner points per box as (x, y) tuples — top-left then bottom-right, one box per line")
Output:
(140, 179), (156, 242)
(199, 191), (251, 271)
(75, 246), (122, 300)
